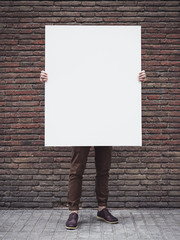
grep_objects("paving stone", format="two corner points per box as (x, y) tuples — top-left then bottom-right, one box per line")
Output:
(0, 209), (180, 240)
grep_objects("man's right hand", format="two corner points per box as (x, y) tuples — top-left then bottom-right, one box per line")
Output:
(40, 70), (48, 82)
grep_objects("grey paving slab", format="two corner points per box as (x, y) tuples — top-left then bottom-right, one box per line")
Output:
(0, 208), (179, 240)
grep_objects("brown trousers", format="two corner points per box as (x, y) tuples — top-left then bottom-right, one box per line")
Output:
(67, 146), (112, 210)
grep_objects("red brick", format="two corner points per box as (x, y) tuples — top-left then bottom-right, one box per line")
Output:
(0, 0), (179, 209)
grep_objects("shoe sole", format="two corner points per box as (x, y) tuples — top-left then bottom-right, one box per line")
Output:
(66, 226), (78, 230)
(97, 216), (119, 224)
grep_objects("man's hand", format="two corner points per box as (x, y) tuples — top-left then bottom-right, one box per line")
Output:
(40, 70), (48, 82)
(138, 70), (147, 82)
(40, 70), (147, 82)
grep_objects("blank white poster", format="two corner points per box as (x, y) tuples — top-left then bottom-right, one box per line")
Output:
(45, 25), (141, 146)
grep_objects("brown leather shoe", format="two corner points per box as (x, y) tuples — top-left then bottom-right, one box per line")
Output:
(97, 208), (119, 223)
(66, 212), (78, 230)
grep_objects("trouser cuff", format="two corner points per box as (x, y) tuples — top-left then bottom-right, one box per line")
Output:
(68, 206), (79, 211)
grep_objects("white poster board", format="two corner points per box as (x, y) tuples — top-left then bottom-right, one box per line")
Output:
(45, 25), (141, 146)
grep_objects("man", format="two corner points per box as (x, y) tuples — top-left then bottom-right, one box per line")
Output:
(40, 69), (147, 230)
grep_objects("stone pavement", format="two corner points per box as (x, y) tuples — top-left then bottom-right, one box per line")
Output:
(0, 208), (179, 240)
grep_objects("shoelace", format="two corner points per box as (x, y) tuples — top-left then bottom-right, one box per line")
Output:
(69, 212), (78, 220)
(103, 208), (114, 217)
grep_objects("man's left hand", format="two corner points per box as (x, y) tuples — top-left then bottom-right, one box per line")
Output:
(139, 70), (147, 82)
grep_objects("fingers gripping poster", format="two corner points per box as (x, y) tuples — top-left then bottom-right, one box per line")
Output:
(45, 25), (141, 146)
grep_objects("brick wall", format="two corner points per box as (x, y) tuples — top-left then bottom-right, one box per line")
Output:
(0, 1), (180, 209)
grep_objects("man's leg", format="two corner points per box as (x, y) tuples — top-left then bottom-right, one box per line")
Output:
(94, 146), (112, 207)
(94, 146), (118, 223)
(67, 146), (90, 210)
(66, 146), (90, 230)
